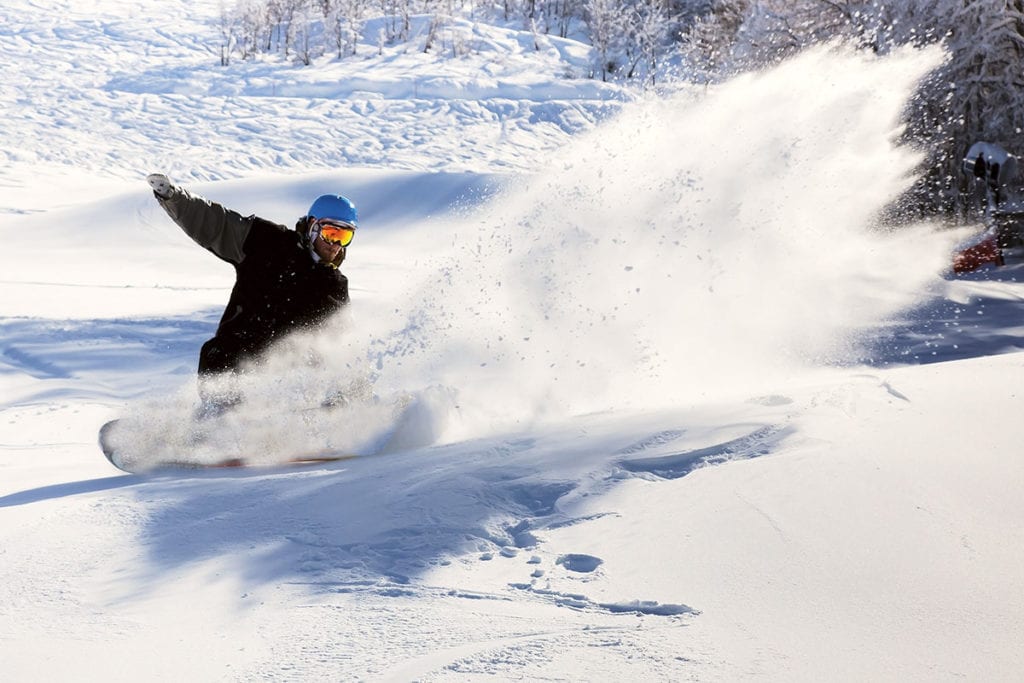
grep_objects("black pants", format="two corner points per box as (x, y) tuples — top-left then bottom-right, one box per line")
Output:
(197, 335), (257, 403)
(198, 335), (251, 376)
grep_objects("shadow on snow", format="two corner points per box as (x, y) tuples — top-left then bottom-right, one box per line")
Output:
(0, 311), (218, 401)
(117, 420), (792, 596)
(0, 475), (140, 508)
(859, 268), (1024, 367)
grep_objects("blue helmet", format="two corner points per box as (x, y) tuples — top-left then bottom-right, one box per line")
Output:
(307, 194), (358, 227)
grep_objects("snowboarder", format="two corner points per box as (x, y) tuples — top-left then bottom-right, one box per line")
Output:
(146, 173), (357, 412)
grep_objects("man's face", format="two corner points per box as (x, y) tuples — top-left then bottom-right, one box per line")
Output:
(313, 232), (344, 263)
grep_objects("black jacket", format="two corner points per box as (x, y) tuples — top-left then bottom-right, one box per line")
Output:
(156, 188), (349, 374)
(215, 217), (349, 360)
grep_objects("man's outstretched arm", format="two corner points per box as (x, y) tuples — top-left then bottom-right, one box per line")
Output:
(147, 173), (251, 265)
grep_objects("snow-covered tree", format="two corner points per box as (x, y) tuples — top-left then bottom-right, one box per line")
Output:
(549, 0), (584, 38)
(623, 0), (670, 84)
(678, 0), (1024, 216)
(895, 0), (1024, 215)
(219, 2), (239, 65)
(325, 0), (367, 56)
(293, 1), (319, 64)
(584, 0), (625, 80)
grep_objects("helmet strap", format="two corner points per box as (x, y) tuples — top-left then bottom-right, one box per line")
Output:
(308, 221), (324, 263)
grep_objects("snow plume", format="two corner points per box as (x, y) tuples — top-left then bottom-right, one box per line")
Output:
(361, 44), (961, 432)
(112, 44), (962, 461)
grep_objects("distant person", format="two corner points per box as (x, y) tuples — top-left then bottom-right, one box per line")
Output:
(145, 173), (357, 414)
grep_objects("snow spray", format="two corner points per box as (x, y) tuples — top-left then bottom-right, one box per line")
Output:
(352, 43), (960, 434)
(123, 44), (963, 458)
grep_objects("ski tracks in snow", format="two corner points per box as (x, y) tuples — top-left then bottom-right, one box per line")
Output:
(0, 367), (909, 681)
(225, 409), (813, 678)
(236, 579), (703, 681)
(3, 362), (917, 679)
(613, 423), (795, 482)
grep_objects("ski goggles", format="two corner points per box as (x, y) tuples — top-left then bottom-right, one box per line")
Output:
(315, 219), (356, 247)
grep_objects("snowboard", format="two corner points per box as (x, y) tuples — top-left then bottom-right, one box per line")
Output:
(98, 384), (452, 474)
(98, 419), (358, 474)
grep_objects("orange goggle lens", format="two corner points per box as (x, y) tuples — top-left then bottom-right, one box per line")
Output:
(317, 221), (355, 247)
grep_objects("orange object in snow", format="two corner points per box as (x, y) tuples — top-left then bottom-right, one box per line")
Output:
(953, 230), (1004, 274)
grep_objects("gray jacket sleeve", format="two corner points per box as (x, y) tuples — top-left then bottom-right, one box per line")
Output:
(156, 187), (251, 265)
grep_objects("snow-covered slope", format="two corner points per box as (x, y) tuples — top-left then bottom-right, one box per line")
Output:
(1, 1), (1023, 680)
(0, 0), (628, 216)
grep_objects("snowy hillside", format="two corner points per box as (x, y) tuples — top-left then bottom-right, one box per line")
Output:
(2, 1), (1024, 681)
(0, 0), (629, 214)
